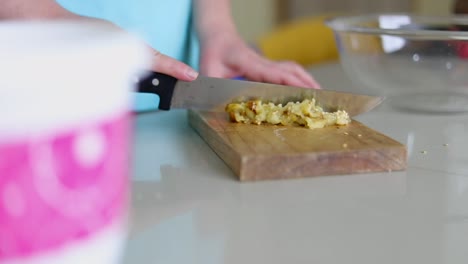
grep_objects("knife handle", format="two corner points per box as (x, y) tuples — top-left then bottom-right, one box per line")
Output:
(137, 71), (177, 110)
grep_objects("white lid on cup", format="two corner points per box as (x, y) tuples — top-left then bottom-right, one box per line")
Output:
(0, 20), (150, 139)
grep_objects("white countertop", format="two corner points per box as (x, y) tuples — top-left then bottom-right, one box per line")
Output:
(123, 63), (468, 264)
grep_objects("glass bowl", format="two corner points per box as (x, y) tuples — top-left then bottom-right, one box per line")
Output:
(326, 13), (468, 113)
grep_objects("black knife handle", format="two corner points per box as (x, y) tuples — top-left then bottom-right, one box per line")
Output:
(137, 71), (177, 110)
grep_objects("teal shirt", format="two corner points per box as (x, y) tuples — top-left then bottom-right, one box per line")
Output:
(56, 0), (200, 112)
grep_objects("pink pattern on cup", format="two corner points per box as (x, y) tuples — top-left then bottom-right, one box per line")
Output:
(0, 113), (131, 261)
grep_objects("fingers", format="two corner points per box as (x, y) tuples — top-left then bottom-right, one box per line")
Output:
(142, 45), (318, 89)
(198, 36), (320, 88)
(150, 49), (199, 81)
(242, 57), (321, 89)
(277, 61), (321, 89)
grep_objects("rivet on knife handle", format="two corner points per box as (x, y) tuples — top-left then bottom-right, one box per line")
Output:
(137, 72), (177, 110)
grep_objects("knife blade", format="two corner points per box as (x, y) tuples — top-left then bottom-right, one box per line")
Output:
(137, 72), (384, 117)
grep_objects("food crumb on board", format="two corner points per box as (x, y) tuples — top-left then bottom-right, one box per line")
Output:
(420, 150), (428, 154)
(273, 128), (287, 141)
(342, 143), (348, 148)
(357, 134), (362, 137)
(344, 132), (349, 135)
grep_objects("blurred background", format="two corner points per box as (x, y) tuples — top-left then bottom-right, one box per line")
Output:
(231, 0), (457, 67)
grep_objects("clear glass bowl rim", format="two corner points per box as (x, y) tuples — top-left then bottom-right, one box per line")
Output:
(326, 13), (468, 40)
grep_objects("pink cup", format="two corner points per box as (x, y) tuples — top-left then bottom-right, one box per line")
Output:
(0, 21), (149, 264)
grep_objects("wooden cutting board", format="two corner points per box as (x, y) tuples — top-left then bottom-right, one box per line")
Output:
(188, 110), (407, 181)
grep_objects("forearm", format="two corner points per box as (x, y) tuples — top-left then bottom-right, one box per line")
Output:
(193, 0), (238, 42)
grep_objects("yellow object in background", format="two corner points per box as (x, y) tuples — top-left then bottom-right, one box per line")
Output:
(257, 14), (340, 67)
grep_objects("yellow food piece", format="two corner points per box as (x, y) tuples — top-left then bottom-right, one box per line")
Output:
(225, 99), (351, 129)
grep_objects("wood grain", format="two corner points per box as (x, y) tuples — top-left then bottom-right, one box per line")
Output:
(188, 110), (407, 181)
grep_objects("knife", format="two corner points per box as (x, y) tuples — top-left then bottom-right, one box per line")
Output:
(136, 71), (384, 117)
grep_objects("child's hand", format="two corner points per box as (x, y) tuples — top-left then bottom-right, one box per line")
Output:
(199, 31), (321, 89)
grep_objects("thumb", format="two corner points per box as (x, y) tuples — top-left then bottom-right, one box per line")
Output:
(150, 49), (199, 81)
